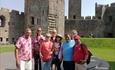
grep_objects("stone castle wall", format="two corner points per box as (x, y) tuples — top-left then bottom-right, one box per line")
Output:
(69, 0), (81, 19)
(103, 7), (115, 37)
(0, 8), (24, 44)
(65, 2), (115, 38)
(0, 8), (10, 44)
(1, 1), (115, 44)
(25, 0), (64, 36)
(65, 19), (104, 37)
(95, 3), (115, 37)
(25, 0), (49, 35)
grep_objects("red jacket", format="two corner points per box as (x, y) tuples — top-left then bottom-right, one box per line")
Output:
(73, 43), (88, 63)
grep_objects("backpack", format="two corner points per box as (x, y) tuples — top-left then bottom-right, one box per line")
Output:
(80, 44), (93, 64)
(86, 50), (92, 64)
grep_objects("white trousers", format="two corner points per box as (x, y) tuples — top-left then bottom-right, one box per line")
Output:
(75, 63), (87, 70)
(19, 59), (32, 70)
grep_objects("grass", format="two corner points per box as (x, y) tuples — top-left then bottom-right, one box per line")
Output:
(0, 44), (15, 53)
(81, 38), (115, 70)
(88, 47), (115, 70)
(81, 38), (115, 48)
(0, 38), (115, 70)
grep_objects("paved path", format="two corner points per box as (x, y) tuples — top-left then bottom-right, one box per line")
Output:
(87, 56), (110, 70)
(0, 52), (17, 70)
(0, 52), (110, 70)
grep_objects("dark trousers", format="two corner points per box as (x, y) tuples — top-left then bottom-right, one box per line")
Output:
(63, 61), (75, 70)
(34, 53), (41, 70)
(52, 58), (62, 70)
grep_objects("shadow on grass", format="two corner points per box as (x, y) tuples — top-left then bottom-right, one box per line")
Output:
(109, 61), (115, 70)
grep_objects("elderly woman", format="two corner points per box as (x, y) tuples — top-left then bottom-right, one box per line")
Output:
(40, 33), (54, 70)
(51, 34), (63, 70)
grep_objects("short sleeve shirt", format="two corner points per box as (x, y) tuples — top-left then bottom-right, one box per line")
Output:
(40, 41), (53, 61)
(62, 40), (75, 61)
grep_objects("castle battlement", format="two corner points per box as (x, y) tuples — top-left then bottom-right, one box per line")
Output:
(95, 3), (112, 8)
(85, 16), (91, 19)
(0, 7), (24, 16)
(81, 16), (96, 20)
(65, 16), (97, 20)
(111, 3), (115, 7)
(92, 16), (96, 19)
(10, 10), (24, 16)
(66, 18), (98, 21)
(96, 3), (109, 7)
(20, 12), (24, 15)
(0, 7), (10, 12)
(11, 10), (19, 15)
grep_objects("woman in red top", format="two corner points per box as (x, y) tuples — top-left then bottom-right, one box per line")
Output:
(40, 33), (54, 70)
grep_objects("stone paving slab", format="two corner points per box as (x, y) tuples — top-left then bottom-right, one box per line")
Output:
(87, 56), (110, 70)
(0, 52), (17, 70)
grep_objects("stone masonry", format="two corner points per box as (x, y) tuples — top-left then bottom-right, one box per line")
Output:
(69, 0), (81, 19)
(96, 3), (115, 37)
(25, 0), (64, 36)
(0, 0), (65, 44)
(65, 0), (115, 37)
(0, 8), (24, 44)
(65, 19), (104, 37)
(0, 0), (115, 44)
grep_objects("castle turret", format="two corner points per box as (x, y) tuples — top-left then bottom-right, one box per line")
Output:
(69, 0), (81, 19)
(25, 0), (64, 36)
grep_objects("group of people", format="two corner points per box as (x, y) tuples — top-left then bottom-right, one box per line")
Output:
(15, 27), (89, 70)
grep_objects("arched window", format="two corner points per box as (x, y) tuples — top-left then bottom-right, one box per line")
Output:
(30, 16), (34, 25)
(109, 16), (112, 22)
(73, 15), (76, 19)
(0, 37), (3, 42)
(0, 15), (5, 27)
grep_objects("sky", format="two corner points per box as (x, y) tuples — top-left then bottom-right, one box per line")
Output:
(0, 0), (115, 17)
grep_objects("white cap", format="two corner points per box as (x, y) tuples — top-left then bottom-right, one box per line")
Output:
(46, 33), (51, 37)
(25, 28), (32, 33)
(37, 27), (42, 31)
(72, 30), (78, 34)
(53, 29), (57, 32)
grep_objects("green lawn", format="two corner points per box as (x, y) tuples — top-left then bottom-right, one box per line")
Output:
(0, 44), (15, 53)
(81, 38), (115, 70)
(0, 38), (115, 70)
(88, 47), (115, 70)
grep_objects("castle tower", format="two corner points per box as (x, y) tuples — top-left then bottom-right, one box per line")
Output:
(69, 0), (81, 19)
(25, 0), (64, 35)
(0, 8), (24, 44)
